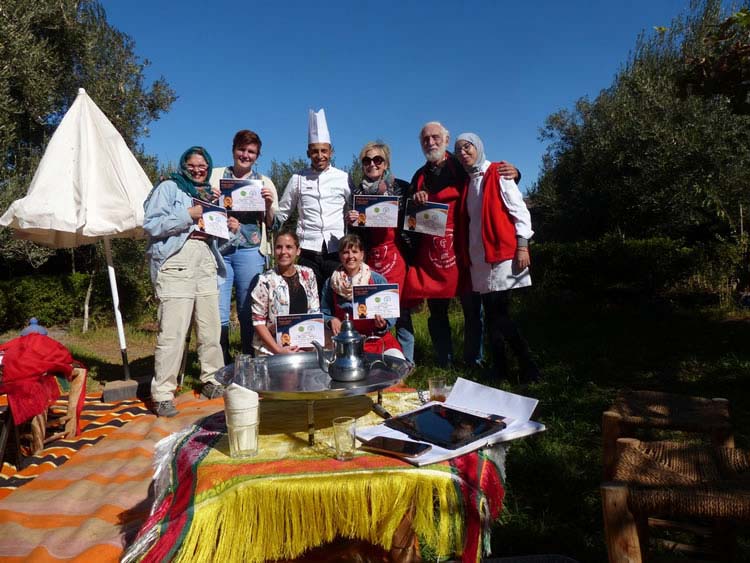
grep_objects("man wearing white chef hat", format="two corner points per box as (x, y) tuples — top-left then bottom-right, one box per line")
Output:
(269, 108), (352, 292)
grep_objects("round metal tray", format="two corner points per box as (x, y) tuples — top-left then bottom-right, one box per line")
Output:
(217, 351), (413, 401)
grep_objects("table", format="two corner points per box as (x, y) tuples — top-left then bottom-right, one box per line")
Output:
(222, 351), (414, 444)
(123, 391), (505, 563)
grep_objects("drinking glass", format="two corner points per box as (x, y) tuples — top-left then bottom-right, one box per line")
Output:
(233, 354), (254, 388)
(428, 377), (448, 402)
(252, 357), (269, 388)
(227, 418), (259, 458)
(332, 416), (356, 461)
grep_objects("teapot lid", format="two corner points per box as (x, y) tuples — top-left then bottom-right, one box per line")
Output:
(333, 314), (361, 344)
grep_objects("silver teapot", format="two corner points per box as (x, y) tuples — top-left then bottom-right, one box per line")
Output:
(311, 314), (381, 382)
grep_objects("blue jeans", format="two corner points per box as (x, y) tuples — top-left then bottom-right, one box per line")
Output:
(396, 310), (415, 364)
(426, 293), (484, 368)
(220, 247), (266, 354)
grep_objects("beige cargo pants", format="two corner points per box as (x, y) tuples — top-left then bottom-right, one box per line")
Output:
(151, 239), (224, 402)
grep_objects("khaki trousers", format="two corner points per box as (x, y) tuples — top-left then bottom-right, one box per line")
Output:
(151, 239), (224, 402)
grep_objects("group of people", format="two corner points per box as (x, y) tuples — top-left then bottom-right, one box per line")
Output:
(143, 109), (539, 417)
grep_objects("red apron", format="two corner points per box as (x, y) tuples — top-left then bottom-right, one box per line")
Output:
(402, 180), (461, 306)
(366, 226), (407, 290)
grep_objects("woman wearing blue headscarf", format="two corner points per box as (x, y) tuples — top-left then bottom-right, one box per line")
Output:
(143, 146), (227, 417)
(455, 133), (541, 383)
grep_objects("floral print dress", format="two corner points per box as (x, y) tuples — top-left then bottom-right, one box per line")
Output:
(250, 265), (319, 355)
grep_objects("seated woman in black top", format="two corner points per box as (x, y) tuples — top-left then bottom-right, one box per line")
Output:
(250, 229), (320, 355)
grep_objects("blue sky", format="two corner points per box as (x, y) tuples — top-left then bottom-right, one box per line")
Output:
(101, 0), (689, 191)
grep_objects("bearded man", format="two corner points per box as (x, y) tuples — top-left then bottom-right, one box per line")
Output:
(401, 122), (518, 368)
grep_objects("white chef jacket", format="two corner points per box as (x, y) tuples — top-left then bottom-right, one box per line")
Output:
(466, 160), (533, 294)
(275, 166), (351, 253)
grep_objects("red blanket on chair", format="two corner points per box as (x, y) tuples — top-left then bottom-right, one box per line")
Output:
(0, 334), (73, 425)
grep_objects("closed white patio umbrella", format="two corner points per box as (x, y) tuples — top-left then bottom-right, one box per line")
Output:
(0, 88), (154, 394)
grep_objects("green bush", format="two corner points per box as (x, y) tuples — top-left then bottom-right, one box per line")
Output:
(0, 274), (85, 331)
(0, 268), (155, 332)
(532, 236), (743, 296)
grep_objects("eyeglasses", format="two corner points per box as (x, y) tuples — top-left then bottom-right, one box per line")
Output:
(362, 156), (385, 166)
(186, 164), (208, 172)
(455, 143), (474, 154)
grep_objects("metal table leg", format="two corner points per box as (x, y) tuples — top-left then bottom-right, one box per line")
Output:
(371, 390), (392, 419)
(307, 400), (315, 446)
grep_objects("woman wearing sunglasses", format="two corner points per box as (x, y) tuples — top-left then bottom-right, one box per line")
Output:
(347, 142), (414, 361)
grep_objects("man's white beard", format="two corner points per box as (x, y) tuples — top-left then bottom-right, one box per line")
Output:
(423, 142), (447, 164)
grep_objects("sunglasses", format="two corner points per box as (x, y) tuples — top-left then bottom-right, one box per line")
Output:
(362, 156), (385, 166)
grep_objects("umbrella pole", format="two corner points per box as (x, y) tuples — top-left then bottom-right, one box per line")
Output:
(103, 237), (131, 380)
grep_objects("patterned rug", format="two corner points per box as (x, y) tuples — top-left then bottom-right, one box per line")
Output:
(0, 393), (150, 500)
(0, 389), (506, 562)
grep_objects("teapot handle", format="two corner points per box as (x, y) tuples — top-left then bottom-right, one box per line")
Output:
(365, 336), (387, 370)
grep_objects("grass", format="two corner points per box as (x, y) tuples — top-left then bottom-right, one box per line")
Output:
(3, 291), (749, 561)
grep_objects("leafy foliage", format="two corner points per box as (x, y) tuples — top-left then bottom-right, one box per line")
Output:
(531, 236), (744, 298)
(265, 156), (308, 200)
(680, 6), (750, 113)
(346, 153), (364, 187)
(265, 156), (308, 233)
(0, 247), (154, 332)
(531, 0), (750, 244)
(0, 274), (86, 330)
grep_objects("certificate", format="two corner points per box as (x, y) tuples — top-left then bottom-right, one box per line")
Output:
(275, 313), (325, 348)
(219, 178), (265, 212)
(403, 199), (448, 236)
(353, 195), (399, 228)
(192, 199), (229, 239)
(352, 284), (400, 319)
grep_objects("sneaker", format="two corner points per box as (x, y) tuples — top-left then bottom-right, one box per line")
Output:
(201, 382), (226, 400)
(153, 400), (178, 418)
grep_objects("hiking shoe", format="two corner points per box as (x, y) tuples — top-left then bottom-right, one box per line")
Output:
(201, 382), (226, 400)
(153, 400), (178, 418)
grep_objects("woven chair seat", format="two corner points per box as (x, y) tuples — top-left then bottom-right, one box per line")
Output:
(612, 389), (731, 432)
(612, 440), (750, 521)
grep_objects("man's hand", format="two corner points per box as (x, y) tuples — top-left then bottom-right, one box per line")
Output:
(329, 317), (342, 335)
(497, 161), (520, 181)
(413, 191), (429, 205)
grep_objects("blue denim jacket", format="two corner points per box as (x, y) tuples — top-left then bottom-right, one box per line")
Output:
(143, 180), (227, 285)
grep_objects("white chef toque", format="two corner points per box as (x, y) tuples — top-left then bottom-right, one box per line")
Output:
(307, 108), (331, 145)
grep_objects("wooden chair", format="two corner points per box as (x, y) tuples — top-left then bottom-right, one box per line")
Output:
(602, 390), (733, 480)
(602, 438), (750, 562)
(0, 404), (22, 467)
(27, 366), (88, 454)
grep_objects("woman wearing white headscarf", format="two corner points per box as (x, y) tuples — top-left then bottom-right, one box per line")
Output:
(455, 133), (540, 383)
